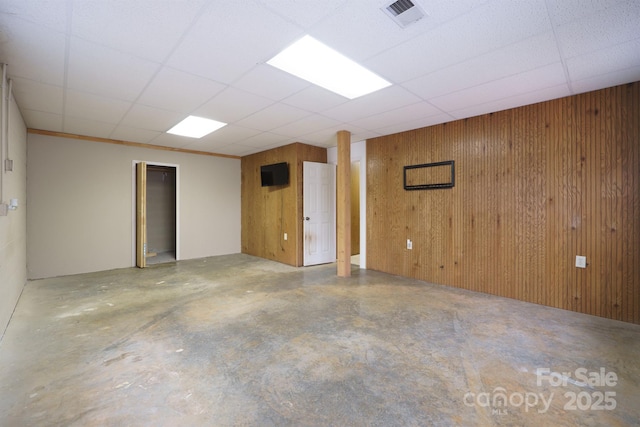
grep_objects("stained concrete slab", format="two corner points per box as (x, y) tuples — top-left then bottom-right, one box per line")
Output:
(0, 254), (638, 426)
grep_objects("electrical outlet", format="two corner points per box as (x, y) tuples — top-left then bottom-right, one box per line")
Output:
(575, 255), (587, 268)
(283, 233), (288, 241)
(407, 239), (412, 250)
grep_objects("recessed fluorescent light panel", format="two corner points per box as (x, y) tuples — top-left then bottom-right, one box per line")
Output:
(267, 35), (391, 99)
(167, 115), (227, 138)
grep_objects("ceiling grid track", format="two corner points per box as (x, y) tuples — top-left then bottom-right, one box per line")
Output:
(543, 0), (575, 94)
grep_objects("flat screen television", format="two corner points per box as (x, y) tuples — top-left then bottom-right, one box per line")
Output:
(261, 162), (289, 187)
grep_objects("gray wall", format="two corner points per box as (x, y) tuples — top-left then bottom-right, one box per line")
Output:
(0, 93), (27, 337)
(27, 133), (241, 279)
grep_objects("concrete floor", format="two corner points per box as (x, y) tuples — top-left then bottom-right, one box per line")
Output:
(1, 254), (638, 426)
(146, 251), (177, 266)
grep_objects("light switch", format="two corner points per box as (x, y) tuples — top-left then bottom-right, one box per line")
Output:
(575, 255), (587, 268)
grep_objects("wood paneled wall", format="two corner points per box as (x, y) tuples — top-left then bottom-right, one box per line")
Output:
(367, 82), (640, 324)
(241, 143), (326, 266)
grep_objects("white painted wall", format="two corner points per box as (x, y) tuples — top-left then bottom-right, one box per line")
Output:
(27, 134), (241, 279)
(327, 139), (366, 269)
(0, 91), (27, 337)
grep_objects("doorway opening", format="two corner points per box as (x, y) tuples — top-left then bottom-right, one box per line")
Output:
(134, 161), (179, 267)
(146, 165), (177, 265)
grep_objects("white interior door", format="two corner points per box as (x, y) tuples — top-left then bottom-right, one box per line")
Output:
(303, 161), (336, 266)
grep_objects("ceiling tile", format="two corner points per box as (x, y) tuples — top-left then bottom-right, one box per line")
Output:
(429, 62), (567, 111)
(464, 0), (552, 46)
(0, 0), (70, 33)
(233, 65), (310, 102)
(350, 101), (443, 130)
(213, 143), (259, 157)
(1, 19), (67, 85)
(322, 86), (422, 122)
(301, 123), (371, 147)
(65, 90), (131, 124)
(310, 0), (433, 62)
(66, 38), (159, 101)
(187, 136), (262, 156)
(10, 78), (63, 114)
(449, 84), (571, 120)
(367, 0), (552, 82)
(571, 65), (640, 95)
(166, 1), (301, 84)
(373, 112), (457, 136)
(137, 67), (226, 113)
(21, 110), (63, 131)
(281, 86), (348, 112)
(297, 130), (338, 147)
(120, 104), (185, 132)
(271, 115), (343, 138)
(350, 129), (383, 142)
(184, 135), (276, 157)
(63, 116), (115, 138)
(241, 132), (292, 149)
(181, 137), (230, 150)
(146, 132), (194, 149)
(109, 126), (162, 144)
(236, 103), (311, 132)
(546, 0), (624, 26)
(71, 0), (208, 62)
(256, 0), (348, 28)
(195, 124), (262, 146)
(419, 0), (492, 26)
(193, 87), (274, 124)
(554, 1), (640, 59)
(309, 0), (490, 63)
(566, 38), (640, 82)
(402, 31), (561, 100)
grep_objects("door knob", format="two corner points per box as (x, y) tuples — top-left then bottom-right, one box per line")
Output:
(304, 217), (310, 221)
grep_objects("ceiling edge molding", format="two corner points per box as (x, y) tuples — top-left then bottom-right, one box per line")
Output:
(26, 129), (242, 160)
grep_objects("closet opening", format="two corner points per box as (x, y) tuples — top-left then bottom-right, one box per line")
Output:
(145, 165), (177, 265)
(134, 162), (179, 267)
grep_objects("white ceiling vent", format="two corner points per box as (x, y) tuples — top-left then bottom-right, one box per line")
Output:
(382, 0), (426, 28)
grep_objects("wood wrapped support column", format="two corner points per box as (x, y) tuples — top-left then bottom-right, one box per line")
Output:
(337, 130), (351, 277)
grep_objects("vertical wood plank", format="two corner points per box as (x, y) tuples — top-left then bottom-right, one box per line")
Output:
(337, 130), (351, 277)
(136, 161), (147, 268)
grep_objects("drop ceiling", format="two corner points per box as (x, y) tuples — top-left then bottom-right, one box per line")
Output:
(1, 0), (638, 157)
